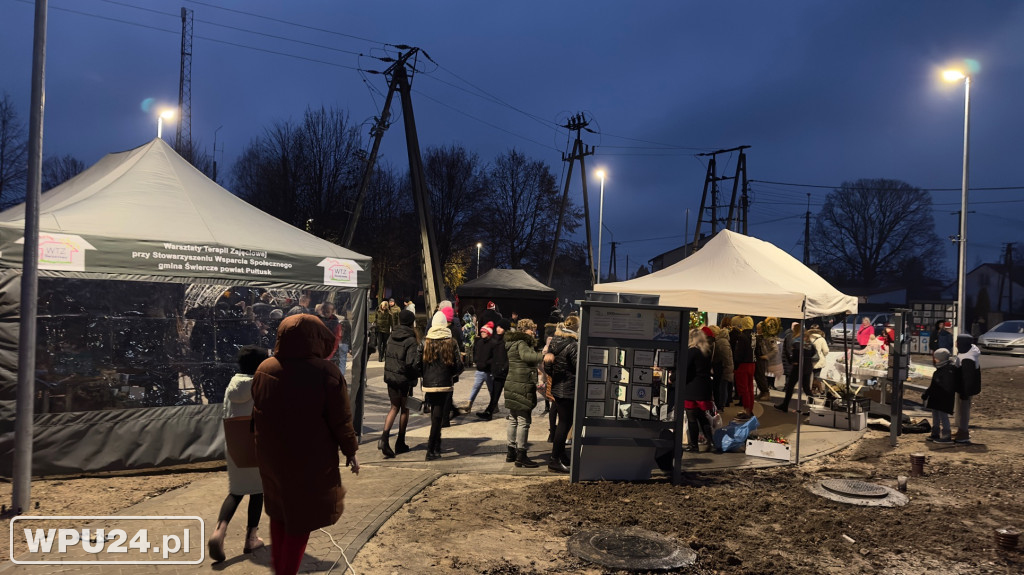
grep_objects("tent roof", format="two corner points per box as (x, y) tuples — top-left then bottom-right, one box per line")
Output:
(457, 268), (555, 299)
(0, 139), (369, 288)
(594, 230), (856, 318)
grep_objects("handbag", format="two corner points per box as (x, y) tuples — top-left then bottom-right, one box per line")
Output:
(223, 416), (258, 468)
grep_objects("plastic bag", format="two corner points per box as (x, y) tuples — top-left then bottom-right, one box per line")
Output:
(714, 415), (760, 452)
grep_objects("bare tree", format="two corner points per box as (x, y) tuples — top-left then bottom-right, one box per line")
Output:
(423, 143), (488, 277)
(41, 154), (86, 191)
(0, 92), (28, 208)
(175, 138), (215, 181)
(232, 106), (362, 239)
(811, 178), (943, 288)
(484, 148), (580, 274)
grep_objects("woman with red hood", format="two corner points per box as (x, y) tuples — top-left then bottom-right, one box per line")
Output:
(252, 314), (360, 575)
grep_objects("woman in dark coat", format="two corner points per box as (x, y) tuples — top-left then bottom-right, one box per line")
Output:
(544, 315), (579, 473)
(252, 314), (360, 575)
(922, 347), (956, 443)
(684, 328), (715, 452)
(504, 318), (544, 468)
(420, 311), (465, 460)
(380, 309), (421, 458)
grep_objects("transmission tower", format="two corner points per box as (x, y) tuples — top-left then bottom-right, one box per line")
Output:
(693, 145), (749, 247)
(176, 7), (193, 155)
(547, 113), (596, 287)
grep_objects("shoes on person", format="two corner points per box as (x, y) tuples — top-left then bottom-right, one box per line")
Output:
(425, 451), (441, 461)
(378, 436), (396, 459)
(684, 445), (699, 453)
(476, 410), (493, 421)
(506, 446), (517, 462)
(934, 437), (954, 444)
(954, 437), (972, 445)
(734, 412), (752, 421)
(514, 449), (540, 468)
(394, 441), (410, 454)
(756, 392), (771, 401)
(925, 436), (938, 443)
(243, 528), (265, 554)
(546, 431), (554, 443)
(774, 403), (789, 413)
(208, 534), (226, 563)
(547, 458), (570, 473)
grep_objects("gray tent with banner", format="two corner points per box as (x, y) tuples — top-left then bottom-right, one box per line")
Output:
(0, 138), (372, 475)
(456, 269), (557, 327)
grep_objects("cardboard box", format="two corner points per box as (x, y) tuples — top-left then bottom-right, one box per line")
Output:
(807, 407), (834, 427)
(745, 439), (791, 461)
(833, 410), (867, 431)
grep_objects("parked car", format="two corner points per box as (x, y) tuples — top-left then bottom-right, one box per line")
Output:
(830, 313), (891, 345)
(977, 320), (1024, 356)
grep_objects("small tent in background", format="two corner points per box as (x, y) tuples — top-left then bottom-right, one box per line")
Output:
(456, 269), (557, 328)
(594, 230), (857, 318)
(0, 138), (372, 475)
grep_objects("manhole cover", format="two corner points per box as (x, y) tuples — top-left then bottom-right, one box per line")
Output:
(821, 479), (889, 499)
(568, 528), (696, 571)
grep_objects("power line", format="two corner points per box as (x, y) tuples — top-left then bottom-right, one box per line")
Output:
(412, 89), (561, 153)
(752, 179), (1024, 192)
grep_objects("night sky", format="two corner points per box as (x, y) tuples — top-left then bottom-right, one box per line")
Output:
(2, 1), (1022, 279)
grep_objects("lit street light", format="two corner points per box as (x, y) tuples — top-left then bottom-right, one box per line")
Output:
(596, 169), (606, 284)
(476, 242), (482, 278)
(157, 108), (176, 140)
(943, 68), (971, 338)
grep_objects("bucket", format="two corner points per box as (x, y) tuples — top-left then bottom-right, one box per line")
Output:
(909, 453), (926, 477)
(995, 528), (1020, 551)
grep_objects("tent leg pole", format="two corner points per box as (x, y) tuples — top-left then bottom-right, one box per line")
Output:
(794, 303), (806, 465)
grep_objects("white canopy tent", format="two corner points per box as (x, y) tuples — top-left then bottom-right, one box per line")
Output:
(594, 230), (857, 318)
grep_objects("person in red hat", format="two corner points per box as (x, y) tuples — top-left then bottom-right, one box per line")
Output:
(467, 322), (496, 412)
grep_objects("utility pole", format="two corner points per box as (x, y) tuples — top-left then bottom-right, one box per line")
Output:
(608, 241), (619, 282)
(212, 125), (222, 183)
(803, 193), (811, 265)
(999, 242), (1016, 314)
(547, 113), (595, 286)
(176, 7), (193, 156)
(694, 145), (749, 247)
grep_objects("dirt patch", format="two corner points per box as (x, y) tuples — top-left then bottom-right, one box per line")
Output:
(356, 366), (1024, 574)
(0, 461), (219, 562)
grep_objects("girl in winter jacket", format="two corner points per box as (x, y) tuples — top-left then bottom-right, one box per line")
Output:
(379, 310), (421, 458)
(954, 334), (982, 444)
(922, 348), (956, 443)
(684, 329), (715, 451)
(420, 312), (464, 460)
(504, 318), (544, 468)
(543, 316), (580, 473)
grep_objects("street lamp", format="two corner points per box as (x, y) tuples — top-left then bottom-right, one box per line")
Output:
(596, 169), (606, 283)
(943, 68), (971, 338)
(157, 108), (175, 139)
(476, 242), (482, 278)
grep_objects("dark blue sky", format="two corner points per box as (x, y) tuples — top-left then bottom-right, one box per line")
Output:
(2, 1), (1022, 278)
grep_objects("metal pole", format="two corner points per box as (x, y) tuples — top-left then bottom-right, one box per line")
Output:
(597, 174), (604, 284)
(476, 243), (481, 278)
(157, 116), (163, 139)
(955, 76), (971, 339)
(13, 0), (48, 514)
(794, 302), (806, 465)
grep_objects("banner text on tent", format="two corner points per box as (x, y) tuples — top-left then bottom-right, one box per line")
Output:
(131, 242), (293, 277)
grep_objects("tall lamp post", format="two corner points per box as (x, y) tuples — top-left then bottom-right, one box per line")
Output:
(596, 169), (606, 284)
(943, 68), (971, 338)
(476, 242), (482, 278)
(157, 108), (175, 140)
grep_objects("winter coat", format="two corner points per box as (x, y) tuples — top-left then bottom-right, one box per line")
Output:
(790, 336), (816, 374)
(473, 334), (496, 373)
(375, 305), (393, 334)
(710, 330), (734, 384)
(421, 341), (464, 394)
(682, 345), (714, 402)
(547, 329), (579, 400)
(808, 330), (829, 370)
(490, 333), (509, 381)
(956, 343), (981, 397)
(383, 325), (421, 388)
(856, 324), (874, 347)
(503, 331), (543, 412)
(319, 313), (341, 360)
(732, 328), (755, 365)
(251, 314), (358, 534)
(922, 362), (957, 414)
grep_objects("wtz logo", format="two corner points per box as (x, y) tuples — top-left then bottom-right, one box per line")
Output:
(10, 516), (205, 565)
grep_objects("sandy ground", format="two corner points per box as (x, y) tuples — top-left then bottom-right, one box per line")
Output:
(3, 367), (1022, 574)
(357, 366), (1024, 575)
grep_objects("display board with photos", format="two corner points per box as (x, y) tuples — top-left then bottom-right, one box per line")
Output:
(571, 301), (692, 485)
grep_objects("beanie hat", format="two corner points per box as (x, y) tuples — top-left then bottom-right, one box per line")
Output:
(487, 301), (496, 310)
(481, 321), (494, 336)
(549, 308), (563, 323)
(399, 309), (415, 326)
(439, 300), (453, 310)
(497, 318), (511, 331)
(431, 311), (447, 329)
(956, 334), (973, 354)
(701, 326), (715, 339)
(562, 315), (580, 334)
(933, 348), (951, 365)
(440, 306), (454, 323)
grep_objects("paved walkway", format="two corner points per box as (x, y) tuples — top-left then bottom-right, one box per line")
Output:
(4, 360), (864, 573)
